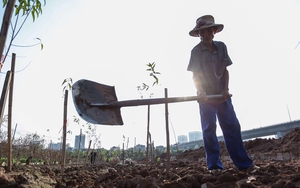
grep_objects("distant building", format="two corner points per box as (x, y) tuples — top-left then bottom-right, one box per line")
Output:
(49, 142), (62, 150)
(66, 145), (73, 152)
(49, 142), (71, 151)
(188, 131), (202, 141)
(178, 135), (188, 144)
(74, 134), (86, 150)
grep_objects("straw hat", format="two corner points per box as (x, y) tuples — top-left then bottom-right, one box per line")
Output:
(189, 15), (224, 37)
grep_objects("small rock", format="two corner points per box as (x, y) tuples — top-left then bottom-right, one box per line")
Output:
(217, 172), (238, 183)
(66, 179), (77, 187)
(137, 178), (153, 188)
(202, 174), (216, 183)
(236, 179), (256, 188)
(178, 161), (186, 167)
(201, 182), (216, 188)
(163, 180), (187, 188)
(140, 169), (149, 178)
(14, 174), (28, 184)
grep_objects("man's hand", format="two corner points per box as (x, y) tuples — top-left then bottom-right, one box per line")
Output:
(197, 91), (208, 102)
(221, 89), (231, 100)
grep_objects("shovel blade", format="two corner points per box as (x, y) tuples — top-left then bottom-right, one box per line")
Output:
(72, 79), (124, 125)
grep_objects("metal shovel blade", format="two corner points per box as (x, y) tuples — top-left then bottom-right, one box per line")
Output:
(72, 79), (123, 125)
(72, 79), (228, 125)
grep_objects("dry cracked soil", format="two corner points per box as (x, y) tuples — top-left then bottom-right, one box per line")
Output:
(1, 128), (300, 188)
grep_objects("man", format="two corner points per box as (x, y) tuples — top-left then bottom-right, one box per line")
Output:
(90, 152), (96, 164)
(187, 15), (254, 171)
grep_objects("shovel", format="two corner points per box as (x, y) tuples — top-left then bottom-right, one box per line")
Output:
(72, 79), (229, 125)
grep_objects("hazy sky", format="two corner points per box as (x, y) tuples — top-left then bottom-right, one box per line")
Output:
(1, 0), (300, 149)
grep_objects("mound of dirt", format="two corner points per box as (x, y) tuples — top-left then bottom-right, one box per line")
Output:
(2, 128), (300, 187)
(245, 127), (300, 153)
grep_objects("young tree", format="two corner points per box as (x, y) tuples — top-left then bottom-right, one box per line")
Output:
(1, 0), (45, 68)
(137, 62), (161, 167)
(137, 62), (161, 96)
(61, 78), (73, 93)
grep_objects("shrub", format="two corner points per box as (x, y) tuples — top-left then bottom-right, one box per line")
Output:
(156, 157), (161, 162)
(0, 158), (7, 163)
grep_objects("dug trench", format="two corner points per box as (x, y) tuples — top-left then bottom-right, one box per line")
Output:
(1, 128), (300, 188)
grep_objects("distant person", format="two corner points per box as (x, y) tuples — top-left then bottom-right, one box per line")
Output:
(90, 152), (96, 164)
(187, 15), (257, 171)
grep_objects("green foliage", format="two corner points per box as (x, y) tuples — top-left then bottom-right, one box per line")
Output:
(20, 158), (26, 163)
(35, 38), (43, 50)
(146, 62), (160, 87)
(137, 62), (161, 95)
(62, 77), (73, 92)
(156, 157), (160, 162)
(1, 0), (45, 66)
(31, 158), (43, 163)
(100, 149), (108, 162)
(3, 0), (46, 22)
(0, 157), (7, 163)
(2, 0), (6, 7)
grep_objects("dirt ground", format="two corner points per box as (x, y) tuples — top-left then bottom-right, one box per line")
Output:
(1, 128), (300, 188)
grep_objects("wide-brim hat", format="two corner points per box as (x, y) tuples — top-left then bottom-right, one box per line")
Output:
(189, 15), (224, 37)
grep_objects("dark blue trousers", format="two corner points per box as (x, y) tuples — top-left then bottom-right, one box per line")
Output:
(199, 98), (253, 170)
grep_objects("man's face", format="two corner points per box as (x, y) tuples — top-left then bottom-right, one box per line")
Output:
(198, 27), (214, 42)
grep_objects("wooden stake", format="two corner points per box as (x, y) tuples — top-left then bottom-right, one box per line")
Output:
(0, 71), (11, 127)
(122, 142), (125, 164)
(12, 123), (17, 142)
(61, 90), (68, 173)
(146, 105), (150, 168)
(165, 88), (170, 172)
(8, 53), (16, 172)
(77, 129), (82, 166)
(84, 140), (92, 165)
